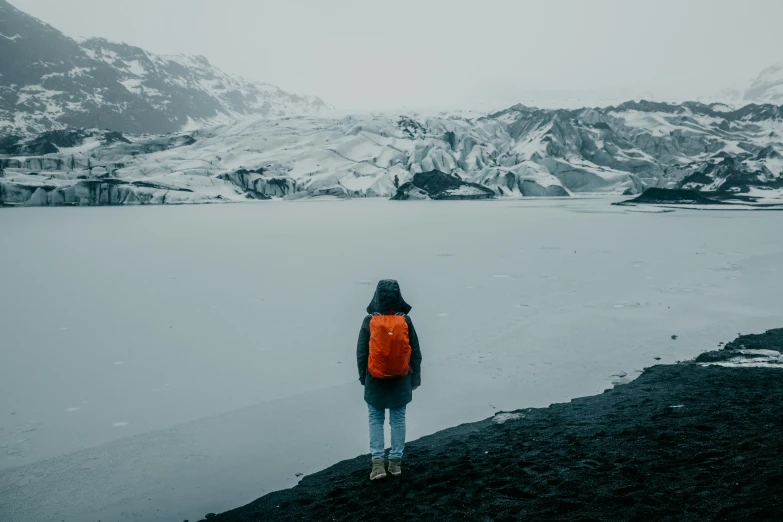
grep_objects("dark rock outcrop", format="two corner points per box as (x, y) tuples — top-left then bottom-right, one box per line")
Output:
(615, 187), (721, 206)
(392, 170), (495, 200)
(397, 116), (425, 139)
(0, 130), (88, 155)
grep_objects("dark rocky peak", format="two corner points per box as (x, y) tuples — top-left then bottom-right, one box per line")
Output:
(486, 103), (537, 119)
(609, 100), (689, 114)
(392, 170), (495, 200)
(678, 101), (724, 117)
(81, 37), (148, 58)
(726, 103), (783, 122)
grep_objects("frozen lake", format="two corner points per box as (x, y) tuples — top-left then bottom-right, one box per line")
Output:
(1, 198), (782, 521)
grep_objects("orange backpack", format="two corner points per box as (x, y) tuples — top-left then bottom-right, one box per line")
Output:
(368, 313), (412, 379)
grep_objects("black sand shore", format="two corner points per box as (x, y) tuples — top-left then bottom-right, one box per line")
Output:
(208, 329), (783, 521)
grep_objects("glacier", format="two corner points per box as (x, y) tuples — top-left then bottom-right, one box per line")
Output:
(2, 101), (783, 206)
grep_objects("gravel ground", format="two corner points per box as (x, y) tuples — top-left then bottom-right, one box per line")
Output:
(207, 329), (783, 522)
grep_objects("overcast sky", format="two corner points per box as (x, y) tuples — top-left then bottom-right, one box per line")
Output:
(10, 0), (783, 110)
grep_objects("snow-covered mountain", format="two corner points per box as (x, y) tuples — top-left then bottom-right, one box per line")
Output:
(0, 0), (328, 136)
(2, 100), (782, 206)
(2, 0), (782, 206)
(745, 64), (783, 104)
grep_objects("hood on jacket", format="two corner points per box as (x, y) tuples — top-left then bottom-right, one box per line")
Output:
(366, 279), (412, 315)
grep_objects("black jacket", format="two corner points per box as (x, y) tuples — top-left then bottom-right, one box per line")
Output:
(357, 280), (422, 409)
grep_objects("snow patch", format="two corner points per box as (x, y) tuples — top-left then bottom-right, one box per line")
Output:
(493, 412), (524, 424)
(700, 349), (783, 369)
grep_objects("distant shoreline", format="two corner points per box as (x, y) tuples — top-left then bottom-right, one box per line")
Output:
(208, 328), (783, 521)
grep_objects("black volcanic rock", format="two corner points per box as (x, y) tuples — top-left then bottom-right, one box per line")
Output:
(616, 188), (721, 205)
(392, 170), (495, 200)
(695, 328), (783, 364)
(209, 329), (783, 522)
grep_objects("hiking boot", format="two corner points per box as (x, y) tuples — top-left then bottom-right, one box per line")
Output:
(370, 458), (387, 481)
(388, 458), (402, 476)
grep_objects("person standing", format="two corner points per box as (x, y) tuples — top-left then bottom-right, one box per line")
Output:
(357, 280), (422, 480)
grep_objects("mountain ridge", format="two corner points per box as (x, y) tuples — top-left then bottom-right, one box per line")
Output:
(0, 0), (328, 136)
(1, 0), (782, 206)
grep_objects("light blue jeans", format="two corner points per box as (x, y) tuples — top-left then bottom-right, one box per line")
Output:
(368, 404), (406, 460)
